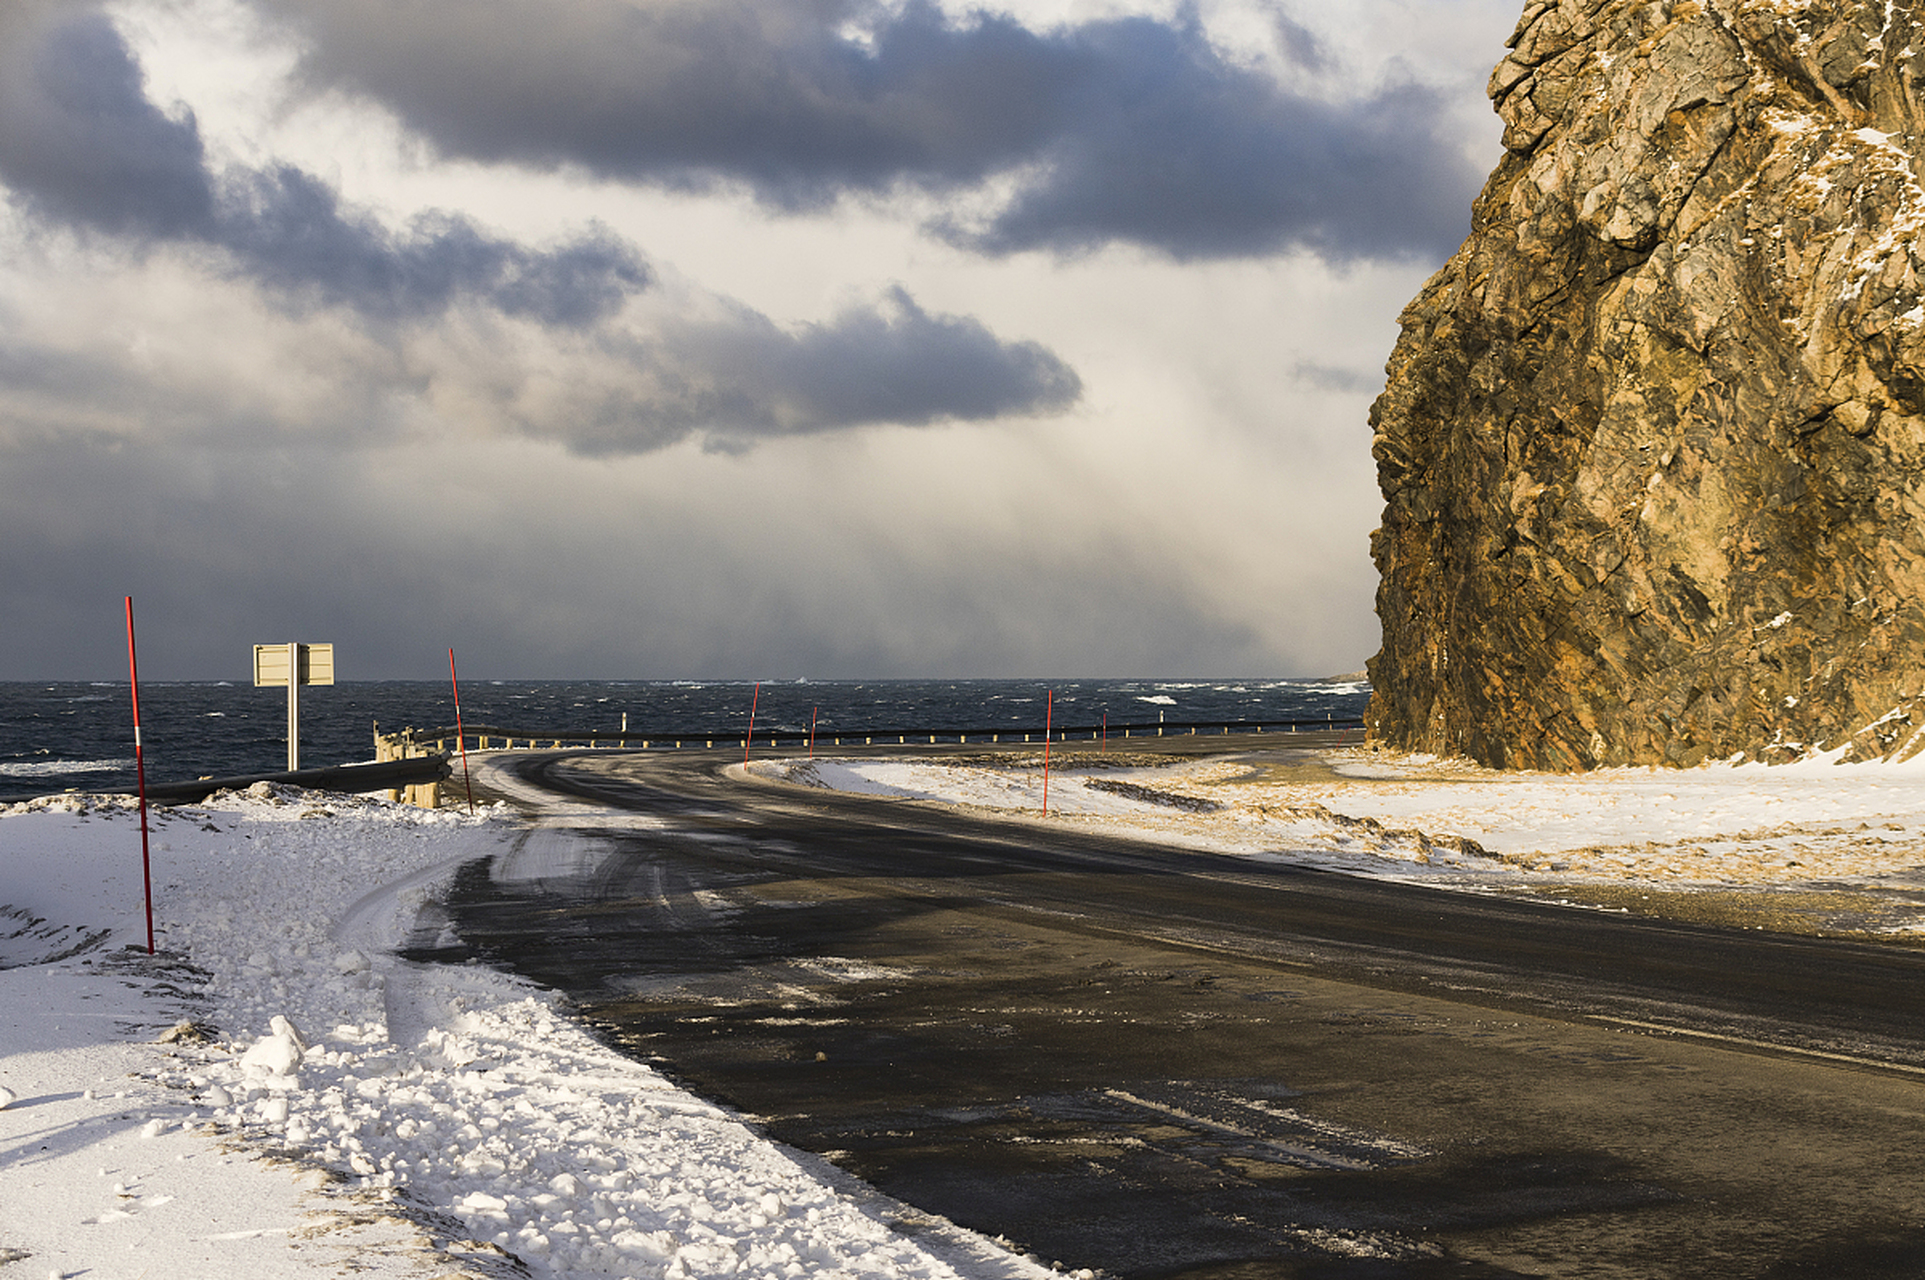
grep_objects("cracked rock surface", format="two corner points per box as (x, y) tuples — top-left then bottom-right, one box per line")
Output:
(1369, 0), (1925, 769)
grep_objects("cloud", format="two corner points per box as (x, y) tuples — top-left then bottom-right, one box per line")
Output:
(0, 8), (645, 325)
(0, 6), (213, 238)
(0, 6), (1082, 448)
(261, 0), (1483, 262)
(0, 428), (1368, 681)
(1292, 359), (1384, 395)
(213, 166), (648, 325)
(0, 0), (1498, 683)
(945, 74), (1471, 261)
(324, 284), (1083, 456)
(0, 257), (1084, 457)
(643, 286), (1083, 449)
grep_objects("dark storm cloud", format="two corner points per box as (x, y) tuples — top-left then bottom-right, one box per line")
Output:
(550, 288), (1082, 454)
(0, 7), (1083, 440)
(0, 8), (213, 237)
(213, 166), (648, 325)
(675, 287), (1083, 438)
(0, 439), (1310, 681)
(946, 76), (1469, 260)
(1265, 6), (1330, 73)
(266, 0), (1481, 261)
(0, 9), (648, 325)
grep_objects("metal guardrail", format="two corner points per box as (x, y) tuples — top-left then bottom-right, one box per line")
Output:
(136, 754), (453, 806)
(376, 717), (1365, 756)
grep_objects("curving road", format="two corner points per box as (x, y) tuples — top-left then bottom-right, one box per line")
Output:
(426, 742), (1925, 1279)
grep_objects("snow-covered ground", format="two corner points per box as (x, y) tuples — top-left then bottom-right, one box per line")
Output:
(763, 744), (1925, 924)
(9, 741), (1925, 1280)
(0, 778), (1061, 1280)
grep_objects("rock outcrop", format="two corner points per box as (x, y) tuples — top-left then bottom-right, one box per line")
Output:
(1367, 0), (1925, 769)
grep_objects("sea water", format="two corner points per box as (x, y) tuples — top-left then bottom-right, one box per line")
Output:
(0, 677), (1369, 802)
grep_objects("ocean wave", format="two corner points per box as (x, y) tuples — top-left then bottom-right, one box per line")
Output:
(0, 758), (131, 778)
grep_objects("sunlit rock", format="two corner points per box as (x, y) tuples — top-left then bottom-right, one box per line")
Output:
(1369, 0), (1925, 768)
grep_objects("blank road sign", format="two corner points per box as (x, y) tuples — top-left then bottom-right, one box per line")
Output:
(253, 643), (335, 687)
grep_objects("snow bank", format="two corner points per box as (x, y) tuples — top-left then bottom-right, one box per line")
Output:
(761, 747), (1925, 889)
(0, 783), (1055, 1280)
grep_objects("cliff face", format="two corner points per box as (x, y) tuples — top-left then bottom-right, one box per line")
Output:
(1367, 0), (1925, 769)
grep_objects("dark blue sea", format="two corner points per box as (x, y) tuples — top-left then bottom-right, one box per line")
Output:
(0, 678), (1369, 802)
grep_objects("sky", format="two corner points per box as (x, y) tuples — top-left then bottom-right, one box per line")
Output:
(0, 0), (1522, 681)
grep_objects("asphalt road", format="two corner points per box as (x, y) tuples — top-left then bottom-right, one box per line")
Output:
(422, 742), (1925, 1278)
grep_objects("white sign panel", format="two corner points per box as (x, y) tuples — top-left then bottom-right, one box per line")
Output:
(253, 643), (335, 687)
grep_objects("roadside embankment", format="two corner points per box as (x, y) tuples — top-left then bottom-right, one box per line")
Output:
(753, 742), (1925, 942)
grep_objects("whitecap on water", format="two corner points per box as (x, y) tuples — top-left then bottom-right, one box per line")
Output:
(0, 758), (130, 778)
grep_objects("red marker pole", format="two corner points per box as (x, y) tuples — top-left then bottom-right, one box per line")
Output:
(449, 647), (475, 815)
(744, 682), (761, 764)
(1041, 688), (1053, 815)
(124, 598), (156, 955)
(809, 705), (818, 759)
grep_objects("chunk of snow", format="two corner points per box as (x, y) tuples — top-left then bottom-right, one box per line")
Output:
(238, 1016), (307, 1083)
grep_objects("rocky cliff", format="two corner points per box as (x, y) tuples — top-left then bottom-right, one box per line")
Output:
(1367, 0), (1925, 769)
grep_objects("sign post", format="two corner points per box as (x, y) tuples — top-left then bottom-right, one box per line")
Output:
(253, 643), (334, 770)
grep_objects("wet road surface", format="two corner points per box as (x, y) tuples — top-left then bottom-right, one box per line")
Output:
(418, 743), (1925, 1278)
